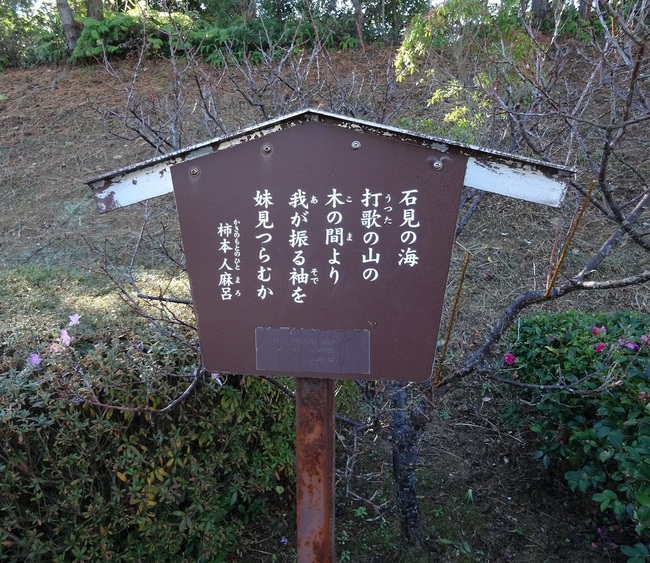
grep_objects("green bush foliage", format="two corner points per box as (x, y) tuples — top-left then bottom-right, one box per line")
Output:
(72, 9), (195, 60)
(394, 0), (539, 146)
(19, 4), (68, 66)
(395, 0), (531, 73)
(502, 310), (650, 552)
(71, 8), (339, 66)
(0, 305), (295, 561)
(1, 2), (67, 69)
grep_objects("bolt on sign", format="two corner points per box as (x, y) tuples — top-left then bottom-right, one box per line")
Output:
(86, 109), (573, 382)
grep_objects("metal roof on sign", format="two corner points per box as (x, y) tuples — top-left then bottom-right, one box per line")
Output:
(85, 108), (574, 213)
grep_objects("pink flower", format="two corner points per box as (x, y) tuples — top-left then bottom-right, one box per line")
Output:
(594, 343), (606, 354)
(28, 353), (42, 366)
(503, 352), (516, 366)
(59, 329), (72, 347)
(591, 326), (606, 336)
(68, 313), (81, 326)
(619, 338), (640, 351)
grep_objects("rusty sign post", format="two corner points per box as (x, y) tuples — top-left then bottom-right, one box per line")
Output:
(85, 109), (572, 563)
(295, 378), (335, 560)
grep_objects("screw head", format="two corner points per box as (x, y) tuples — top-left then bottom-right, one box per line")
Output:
(262, 144), (272, 154)
(351, 140), (361, 150)
(432, 160), (443, 170)
(190, 167), (200, 176)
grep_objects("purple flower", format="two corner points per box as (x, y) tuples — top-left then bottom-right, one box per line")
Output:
(280, 536), (288, 545)
(68, 313), (81, 326)
(594, 343), (606, 354)
(503, 352), (516, 366)
(28, 353), (42, 366)
(642, 335), (649, 344)
(59, 329), (72, 347)
(591, 325), (606, 336)
(619, 338), (640, 351)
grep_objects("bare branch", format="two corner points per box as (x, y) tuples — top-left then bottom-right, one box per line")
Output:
(570, 270), (650, 289)
(486, 372), (619, 395)
(77, 367), (201, 414)
(455, 189), (488, 238)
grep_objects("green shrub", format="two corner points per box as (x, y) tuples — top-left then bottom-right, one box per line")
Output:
(190, 16), (336, 68)
(190, 19), (267, 66)
(73, 12), (140, 59)
(71, 9), (329, 66)
(0, 4), (67, 69)
(502, 310), (650, 556)
(395, 0), (529, 74)
(23, 29), (68, 66)
(72, 9), (194, 60)
(0, 311), (295, 561)
(19, 4), (68, 66)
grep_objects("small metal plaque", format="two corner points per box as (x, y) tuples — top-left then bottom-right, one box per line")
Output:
(255, 328), (370, 374)
(171, 118), (466, 380)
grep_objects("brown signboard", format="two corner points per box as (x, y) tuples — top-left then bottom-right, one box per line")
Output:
(171, 118), (466, 381)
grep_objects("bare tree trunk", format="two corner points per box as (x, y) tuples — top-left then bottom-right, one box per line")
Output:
(531, 0), (550, 28)
(87, 0), (104, 21)
(56, 0), (82, 52)
(349, 0), (366, 50)
(391, 382), (426, 550)
(238, 0), (257, 20)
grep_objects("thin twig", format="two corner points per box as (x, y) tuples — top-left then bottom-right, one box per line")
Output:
(486, 372), (620, 395)
(544, 180), (596, 297)
(434, 251), (471, 388)
(78, 368), (201, 414)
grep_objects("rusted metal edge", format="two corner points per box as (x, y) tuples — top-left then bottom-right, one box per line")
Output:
(85, 108), (575, 213)
(295, 378), (335, 562)
(309, 109), (576, 174)
(86, 123), (286, 213)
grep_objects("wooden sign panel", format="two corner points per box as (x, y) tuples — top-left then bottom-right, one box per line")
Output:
(171, 119), (466, 381)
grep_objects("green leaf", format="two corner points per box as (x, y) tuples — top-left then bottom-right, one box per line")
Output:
(608, 429), (625, 449)
(599, 449), (614, 462)
(593, 489), (618, 511)
(620, 543), (650, 557)
(436, 538), (455, 545)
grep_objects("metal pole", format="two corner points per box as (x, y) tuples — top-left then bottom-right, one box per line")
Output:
(295, 377), (335, 563)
